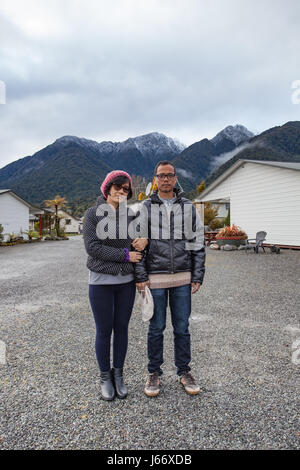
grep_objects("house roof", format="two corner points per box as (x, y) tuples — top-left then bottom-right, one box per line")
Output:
(57, 209), (80, 221)
(245, 160), (300, 170)
(0, 189), (44, 214)
(0, 189), (33, 208)
(194, 159), (300, 201)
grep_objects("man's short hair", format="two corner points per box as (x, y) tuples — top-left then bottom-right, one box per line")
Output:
(154, 160), (176, 176)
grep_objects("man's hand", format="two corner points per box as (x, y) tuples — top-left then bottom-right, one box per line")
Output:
(191, 282), (201, 294)
(132, 238), (148, 251)
(136, 280), (150, 297)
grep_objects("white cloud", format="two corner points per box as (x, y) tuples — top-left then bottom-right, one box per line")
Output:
(176, 168), (194, 180)
(209, 142), (254, 172)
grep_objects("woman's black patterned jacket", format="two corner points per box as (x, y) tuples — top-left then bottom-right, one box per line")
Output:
(83, 195), (135, 275)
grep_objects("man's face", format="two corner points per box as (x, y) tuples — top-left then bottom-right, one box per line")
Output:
(155, 164), (177, 193)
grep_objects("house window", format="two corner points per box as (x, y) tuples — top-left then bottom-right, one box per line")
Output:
(66, 219), (71, 225)
(225, 203), (230, 210)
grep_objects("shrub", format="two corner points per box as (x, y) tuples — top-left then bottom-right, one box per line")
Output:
(216, 224), (247, 239)
(23, 230), (40, 240)
(32, 231), (40, 238)
(7, 233), (18, 242)
(224, 208), (230, 227)
(204, 202), (220, 226)
(209, 218), (226, 230)
(58, 226), (68, 238)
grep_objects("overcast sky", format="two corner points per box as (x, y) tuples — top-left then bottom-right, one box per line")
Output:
(0, 0), (300, 168)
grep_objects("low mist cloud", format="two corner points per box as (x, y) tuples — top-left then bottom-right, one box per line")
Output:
(210, 142), (255, 171)
(176, 168), (194, 180)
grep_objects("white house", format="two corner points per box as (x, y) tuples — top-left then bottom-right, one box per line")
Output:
(194, 160), (300, 248)
(0, 189), (34, 240)
(58, 209), (80, 233)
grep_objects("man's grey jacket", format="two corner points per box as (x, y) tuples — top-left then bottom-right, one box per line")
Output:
(135, 189), (206, 284)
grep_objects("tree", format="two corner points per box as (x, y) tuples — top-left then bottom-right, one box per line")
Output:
(196, 180), (206, 195)
(204, 202), (220, 227)
(224, 207), (230, 227)
(44, 195), (68, 236)
(131, 174), (148, 201)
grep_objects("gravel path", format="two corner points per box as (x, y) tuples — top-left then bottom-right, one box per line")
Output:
(0, 237), (299, 450)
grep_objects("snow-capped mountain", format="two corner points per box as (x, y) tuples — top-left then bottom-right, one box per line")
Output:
(211, 124), (254, 146)
(0, 131), (186, 206)
(172, 124), (254, 191)
(131, 132), (186, 157)
(55, 135), (105, 153)
(55, 132), (185, 161)
(1, 122), (299, 210)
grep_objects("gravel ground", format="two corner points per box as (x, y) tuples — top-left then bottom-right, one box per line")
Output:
(0, 237), (299, 450)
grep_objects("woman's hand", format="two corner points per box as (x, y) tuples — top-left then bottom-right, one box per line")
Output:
(132, 238), (148, 251)
(136, 280), (150, 297)
(129, 251), (143, 263)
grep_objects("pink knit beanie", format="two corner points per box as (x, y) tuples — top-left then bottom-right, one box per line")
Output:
(100, 170), (132, 198)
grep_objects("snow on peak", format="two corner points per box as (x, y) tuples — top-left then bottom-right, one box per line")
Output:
(54, 132), (186, 158)
(131, 132), (185, 155)
(55, 135), (83, 145)
(55, 135), (102, 152)
(211, 125), (254, 146)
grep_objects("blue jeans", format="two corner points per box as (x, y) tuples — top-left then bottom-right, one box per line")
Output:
(148, 284), (192, 376)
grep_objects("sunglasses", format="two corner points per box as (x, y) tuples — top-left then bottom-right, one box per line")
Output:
(112, 183), (130, 194)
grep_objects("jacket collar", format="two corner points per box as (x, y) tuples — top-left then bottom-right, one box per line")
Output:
(96, 194), (107, 206)
(150, 187), (184, 204)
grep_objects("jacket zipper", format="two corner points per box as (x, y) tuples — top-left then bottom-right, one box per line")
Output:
(170, 209), (174, 273)
(170, 238), (174, 273)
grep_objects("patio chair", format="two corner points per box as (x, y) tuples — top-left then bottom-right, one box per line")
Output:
(245, 231), (267, 253)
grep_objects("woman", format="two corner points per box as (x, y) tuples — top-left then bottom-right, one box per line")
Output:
(83, 170), (147, 401)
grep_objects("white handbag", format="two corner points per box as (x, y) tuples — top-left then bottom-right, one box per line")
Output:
(136, 285), (154, 322)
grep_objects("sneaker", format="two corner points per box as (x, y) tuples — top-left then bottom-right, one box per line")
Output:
(180, 371), (200, 395)
(144, 372), (160, 397)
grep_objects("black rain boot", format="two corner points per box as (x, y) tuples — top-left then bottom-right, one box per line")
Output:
(100, 370), (115, 401)
(112, 368), (128, 399)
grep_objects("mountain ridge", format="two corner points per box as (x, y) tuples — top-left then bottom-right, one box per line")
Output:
(172, 124), (254, 190)
(205, 121), (300, 187)
(1, 122), (299, 215)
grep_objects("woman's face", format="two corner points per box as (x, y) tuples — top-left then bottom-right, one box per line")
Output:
(107, 181), (130, 205)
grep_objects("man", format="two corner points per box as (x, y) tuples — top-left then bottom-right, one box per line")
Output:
(135, 161), (206, 397)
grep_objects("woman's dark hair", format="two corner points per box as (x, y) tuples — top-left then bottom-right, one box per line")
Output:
(106, 175), (133, 200)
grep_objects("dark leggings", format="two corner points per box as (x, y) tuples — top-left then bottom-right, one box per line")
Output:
(89, 281), (136, 372)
